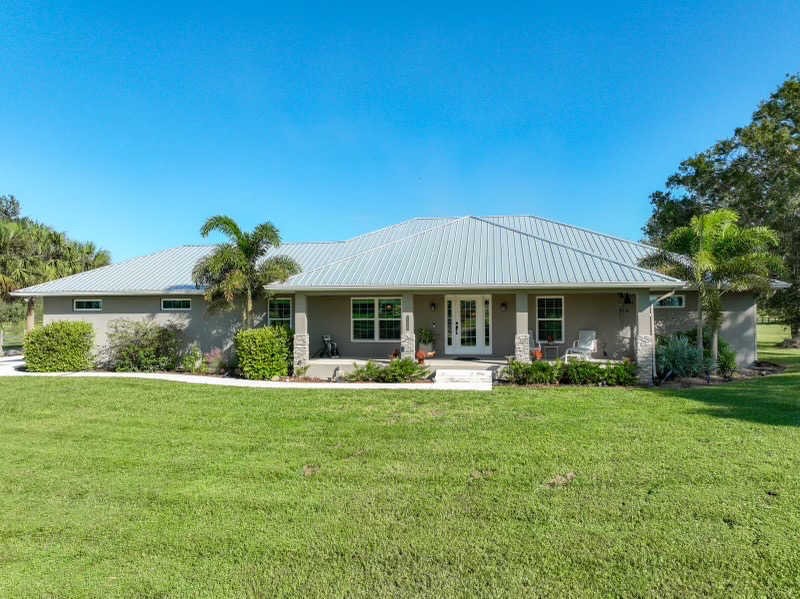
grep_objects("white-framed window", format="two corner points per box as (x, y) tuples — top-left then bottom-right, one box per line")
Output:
(267, 297), (292, 328)
(536, 296), (564, 343)
(161, 298), (192, 312)
(73, 299), (103, 312)
(651, 294), (685, 309)
(351, 297), (401, 342)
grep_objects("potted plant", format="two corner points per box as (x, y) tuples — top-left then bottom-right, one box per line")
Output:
(416, 328), (436, 355)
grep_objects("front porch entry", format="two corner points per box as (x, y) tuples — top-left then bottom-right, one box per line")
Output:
(444, 294), (492, 356)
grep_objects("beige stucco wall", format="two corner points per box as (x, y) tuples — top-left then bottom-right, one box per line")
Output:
(41, 288), (758, 366)
(42, 295), (248, 356)
(652, 290), (757, 366)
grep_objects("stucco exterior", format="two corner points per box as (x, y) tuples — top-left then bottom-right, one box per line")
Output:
(41, 288), (758, 367)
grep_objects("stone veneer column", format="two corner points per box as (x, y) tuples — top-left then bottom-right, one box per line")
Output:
(635, 290), (655, 385)
(514, 292), (531, 363)
(400, 293), (415, 359)
(293, 294), (309, 370)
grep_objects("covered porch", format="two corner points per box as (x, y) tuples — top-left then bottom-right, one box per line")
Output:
(289, 289), (657, 383)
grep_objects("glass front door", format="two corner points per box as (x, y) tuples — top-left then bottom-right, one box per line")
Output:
(445, 295), (492, 355)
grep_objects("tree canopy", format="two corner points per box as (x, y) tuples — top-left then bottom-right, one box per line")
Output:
(643, 75), (800, 336)
(0, 197), (111, 329)
(192, 215), (300, 329)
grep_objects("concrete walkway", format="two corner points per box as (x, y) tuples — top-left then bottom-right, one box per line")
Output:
(0, 356), (492, 391)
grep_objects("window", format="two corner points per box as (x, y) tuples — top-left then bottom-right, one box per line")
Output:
(161, 298), (192, 312)
(484, 298), (491, 346)
(651, 294), (685, 309)
(536, 296), (564, 343)
(73, 299), (102, 312)
(267, 297), (292, 327)
(351, 298), (401, 341)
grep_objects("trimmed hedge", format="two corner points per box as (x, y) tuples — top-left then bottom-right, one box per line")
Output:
(234, 326), (292, 380)
(501, 359), (638, 386)
(24, 321), (94, 372)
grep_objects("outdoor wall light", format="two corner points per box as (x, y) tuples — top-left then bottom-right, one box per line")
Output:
(500, 302), (508, 312)
(429, 302), (437, 312)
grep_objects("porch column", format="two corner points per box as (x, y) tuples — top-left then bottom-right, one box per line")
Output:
(400, 293), (415, 359)
(635, 290), (655, 385)
(293, 294), (309, 370)
(514, 293), (531, 363)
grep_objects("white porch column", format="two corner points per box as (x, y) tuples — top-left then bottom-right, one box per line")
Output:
(293, 294), (309, 370)
(635, 290), (655, 385)
(514, 293), (531, 363)
(400, 294), (415, 359)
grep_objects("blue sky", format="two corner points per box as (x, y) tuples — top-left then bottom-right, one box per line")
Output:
(2, 2), (799, 261)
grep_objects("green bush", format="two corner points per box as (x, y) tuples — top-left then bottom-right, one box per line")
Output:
(105, 319), (184, 372)
(503, 359), (637, 386)
(560, 360), (604, 385)
(655, 335), (710, 381)
(234, 326), (292, 380)
(682, 328), (738, 377)
(599, 361), (639, 386)
(502, 360), (561, 384)
(344, 358), (430, 383)
(181, 343), (206, 374)
(24, 321), (94, 372)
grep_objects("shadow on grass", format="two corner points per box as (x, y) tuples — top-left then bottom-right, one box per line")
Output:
(656, 371), (800, 427)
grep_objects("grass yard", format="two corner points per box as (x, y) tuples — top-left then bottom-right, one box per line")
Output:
(1, 328), (799, 597)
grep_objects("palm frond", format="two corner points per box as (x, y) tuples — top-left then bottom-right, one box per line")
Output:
(257, 255), (301, 286)
(199, 215), (246, 246)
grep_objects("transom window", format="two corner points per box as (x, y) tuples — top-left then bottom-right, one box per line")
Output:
(161, 298), (192, 312)
(351, 298), (401, 341)
(536, 296), (564, 343)
(73, 299), (102, 312)
(651, 294), (685, 309)
(268, 297), (292, 327)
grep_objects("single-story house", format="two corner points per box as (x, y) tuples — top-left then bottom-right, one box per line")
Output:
(13, 215), (767, 383)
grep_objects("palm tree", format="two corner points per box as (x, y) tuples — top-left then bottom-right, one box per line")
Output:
(641, 209), (781, 368)
(192, 215), (300, 329)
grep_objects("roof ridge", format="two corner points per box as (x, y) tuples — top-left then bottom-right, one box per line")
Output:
(283, 216), (471, 279)
(470, 216), (682, 282)
(343, 216), (455, 243)
(484, 214), (659, 252)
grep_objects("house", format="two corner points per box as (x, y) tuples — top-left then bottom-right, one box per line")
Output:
(12, 215), (762, 383)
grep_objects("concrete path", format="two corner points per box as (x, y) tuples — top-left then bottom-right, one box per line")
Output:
(0, 356), (492, 391)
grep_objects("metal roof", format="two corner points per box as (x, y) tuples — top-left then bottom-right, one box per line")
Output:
(12, 215), (684, 296)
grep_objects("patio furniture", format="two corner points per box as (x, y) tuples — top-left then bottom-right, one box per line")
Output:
(564, 330), (597, 362)
(319, 335), (340, 358)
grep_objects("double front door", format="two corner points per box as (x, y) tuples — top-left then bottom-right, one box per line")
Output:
(444, 295), (492, 355)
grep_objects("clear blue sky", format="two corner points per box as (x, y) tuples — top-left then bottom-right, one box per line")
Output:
(2, 2), (799, 261)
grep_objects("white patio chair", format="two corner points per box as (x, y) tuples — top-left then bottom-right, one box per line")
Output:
(564, 330), (597, 362)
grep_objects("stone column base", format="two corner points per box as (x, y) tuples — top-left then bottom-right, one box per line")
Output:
(514, 333), (531, 363)
(636, 334), (654, 385)
(293, 333), (310, 371)
(401, 332), (416, 360)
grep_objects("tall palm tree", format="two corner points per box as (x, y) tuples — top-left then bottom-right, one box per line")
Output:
(192, 215), (301, 329)
(641, 209), (781, 368)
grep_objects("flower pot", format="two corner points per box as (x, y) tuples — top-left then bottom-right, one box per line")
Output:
(418, 342), (434, 354)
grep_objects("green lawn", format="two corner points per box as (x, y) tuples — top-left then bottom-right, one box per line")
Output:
(1, 329), (799, 596)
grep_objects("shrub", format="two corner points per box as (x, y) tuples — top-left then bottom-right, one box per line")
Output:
(344, 358), (430, 383)
(234, 326), (292, 380)
(204, 347), (227, 374)
(600, 361), (638, 386)
(24, 321), (94, 372)
(502, 360), (561, 385)
(655, 335), (709, 380)
(560, 360), (604, 385)
(105, 319), (184, 372)
(682, 328), (738, 377)
(181, 343), (206, 374)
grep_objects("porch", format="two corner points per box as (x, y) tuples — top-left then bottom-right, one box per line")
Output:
(290, 290), (657, 384)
